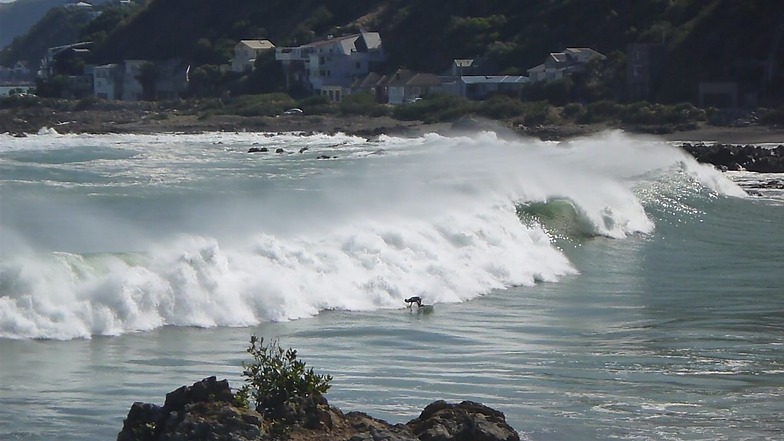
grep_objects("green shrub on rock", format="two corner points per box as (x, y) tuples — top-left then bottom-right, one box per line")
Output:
(238, 335), (332, 422)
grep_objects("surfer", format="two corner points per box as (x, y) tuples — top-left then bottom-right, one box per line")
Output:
(404, 296), (423, 308)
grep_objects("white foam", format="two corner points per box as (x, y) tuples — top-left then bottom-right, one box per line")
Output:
(0, 129), (747, 339)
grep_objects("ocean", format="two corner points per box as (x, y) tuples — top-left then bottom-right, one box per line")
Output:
(0, 129), (782, 440)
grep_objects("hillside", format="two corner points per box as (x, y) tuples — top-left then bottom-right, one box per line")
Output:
(5, 0), (784, 105)
(0, 0), (71, 48)
(0, 0), (117, 69)
(91, 0), (784, 104)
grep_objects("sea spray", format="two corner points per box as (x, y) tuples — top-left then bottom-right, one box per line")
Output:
(0, 130), (745, 339)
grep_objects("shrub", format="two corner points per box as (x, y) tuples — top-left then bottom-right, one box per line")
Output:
(577, 100), (621, 124)
(72, 96), (98, 111)
(478, 94), (526, 119)
(239, 335), (332, 421)
(227, 93), (294, 116)
(519, 100), (553, 125)
(297, 94), (334, 115)
(339, 92), (389, 117)
(561, 102), (585, 119)
(760, 106), (784, 125)
(393, 93), (478, 123)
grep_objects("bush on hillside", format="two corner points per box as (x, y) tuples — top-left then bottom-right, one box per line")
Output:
(296, 94), (334, 115)
(477, 94), (527, 119)
(619, 101), (706, 125)
(560, 102), (585, 120)
(760, 107), (784, 125)
(393, 93), (478, 123)
(577, 100), (622, 124)
(226, 93), (295, 116)
(339, 92), (389, 117)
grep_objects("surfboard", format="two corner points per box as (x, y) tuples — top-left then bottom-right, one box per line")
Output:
(404, 303), (434, 314)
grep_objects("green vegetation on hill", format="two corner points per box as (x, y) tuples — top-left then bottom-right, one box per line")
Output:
(0, 0), (72, 48)
(0, 5), (96, 69)
(3, 0), (784, 106)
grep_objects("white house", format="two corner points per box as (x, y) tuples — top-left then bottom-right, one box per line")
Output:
(527, 47), (605, 82)
(276, 32), (386, 101)
(92, 59), (186, 101)
(231, 40), (275, 72)
(93, 63), (119, 100)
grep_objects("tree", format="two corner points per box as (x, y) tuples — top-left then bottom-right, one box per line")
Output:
(136, 62), (160, 101)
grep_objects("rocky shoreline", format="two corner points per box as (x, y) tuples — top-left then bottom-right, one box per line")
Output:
(4, 104), (784, 172)
(117, 376), (520, 441)
(678, 142), (784, 173)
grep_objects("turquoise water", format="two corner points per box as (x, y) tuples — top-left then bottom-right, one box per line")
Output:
(0, 130), (782, 440)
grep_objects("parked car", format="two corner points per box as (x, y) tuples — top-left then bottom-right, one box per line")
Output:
(283, 108), (303, 115)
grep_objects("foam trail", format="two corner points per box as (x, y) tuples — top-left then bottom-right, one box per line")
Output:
(0, 129), (745, 339)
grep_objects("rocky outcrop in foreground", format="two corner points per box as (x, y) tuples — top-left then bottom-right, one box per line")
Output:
(681, 142), (784, 173)
(117, 377), (520, 441)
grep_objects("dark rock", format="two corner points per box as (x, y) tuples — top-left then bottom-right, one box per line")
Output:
(157, 402), (264, 441)
(163, 376), (233, 413)
(680, 142), (784, 173)
(117, 402), (164, 441)
(248, 147), (268, 153)
(299, 147), (309, 153)
(117, 377), (262, 441)
(407, 400), (520, 441)
(275, 148), (286, 154)
(118, 379), (520, 441)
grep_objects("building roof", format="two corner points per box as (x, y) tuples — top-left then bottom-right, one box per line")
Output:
(454, 59), (475, 68)
(406, 73), (441, 87)
(352, 72), (383, 89)
(238, 40), (275, 50)
(358, 32), (382, 51)
(300, 32), (382, 52)
(564, 47), (605, 60)
(461, 75), (528, 84)
(386, 69), (417, 87)
(551, 53), (568, 63)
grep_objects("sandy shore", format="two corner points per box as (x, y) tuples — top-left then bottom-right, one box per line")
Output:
(3, 105), (784, 145)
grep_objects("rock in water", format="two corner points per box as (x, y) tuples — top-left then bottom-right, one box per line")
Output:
(407, 400), (521, 441)
(118, 378), (521, 441)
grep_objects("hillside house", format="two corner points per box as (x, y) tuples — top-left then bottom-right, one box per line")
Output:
(350, 72), (387, 102)
(275, 32), (386, 101)
(41, 42), (92, 79)
(92, 59), (187, 101)
(441, 75), (529, 100)
(231, 40), (275, 72)
(93, 64), (119, 100)
(527, 47), (605, 82)
(444, 57), (498, 77)
(385, 69), (441, 104)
